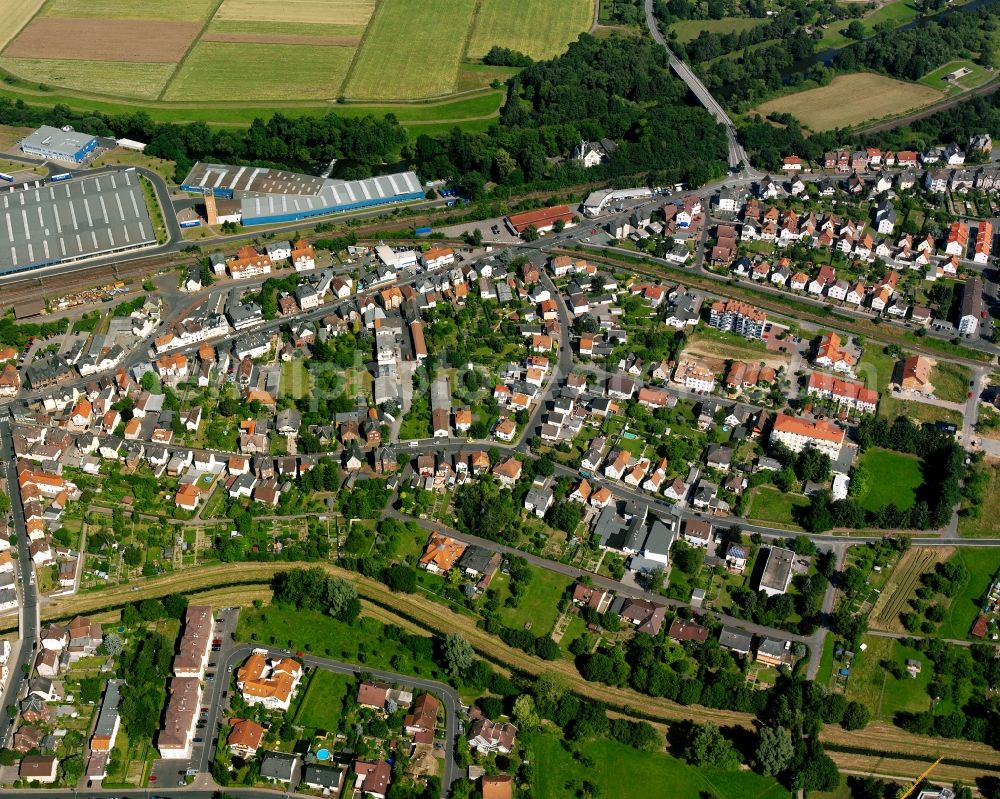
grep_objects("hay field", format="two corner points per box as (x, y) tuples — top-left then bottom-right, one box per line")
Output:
(40, 0), (217, 21)
(345, 0), (478, 99)
(213, 0), (375, 26)
(467, 0), (593, 60)
(755, 73), (943, 131)
(164, 41), (355, 100)
(207, 19), (366, 37)
(0, 0), (46, 52)
(0, 56), (175, 99)
(4, 17), (200, 62)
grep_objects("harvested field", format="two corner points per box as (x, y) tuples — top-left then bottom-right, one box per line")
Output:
(0, 0), (46, 52)
(869, 546), (953, 632)
(213, 0), (375, 26)
(164, 41), (354, 100)
(42, 0), (217, 21)
(344, 0), (478, 99)
(0, 124), (34, 150)
(467, 0), (593, 61)
(755, 73), (944, 131)
(0, 56), (175, 99)
(5, 17), (200, 62)
(201, 31), (360, 46)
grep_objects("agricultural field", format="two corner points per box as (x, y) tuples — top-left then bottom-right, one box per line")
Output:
(164, 42), (356, 101)
(668, 17), (767, 43)
(0, 0), (590, 111)
(869, 547), (953, 633)
(0, 0), (47, 51)
(467, 0), (594, 60)
(855, 448), (923, 512)
(0, 57), (175, 100)
(344, 0), (478, 99)
(755, 73), (943, 132)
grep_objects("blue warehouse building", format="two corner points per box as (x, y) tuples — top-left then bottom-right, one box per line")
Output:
(180, 162), (424, 226)
(20, 125), (99, 164)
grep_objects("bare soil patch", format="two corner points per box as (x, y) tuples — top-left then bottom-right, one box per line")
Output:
(201, 31), (360, 46)
(4, 17), (199, 62)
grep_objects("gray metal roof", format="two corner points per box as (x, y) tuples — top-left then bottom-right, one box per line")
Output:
(0, 171), (155, 274)
(20, 125), (96, 156)
(94, 679), (123, 737)
(240, 171), (422, 220)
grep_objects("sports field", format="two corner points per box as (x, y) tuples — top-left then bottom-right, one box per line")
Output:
(0, 0), (591, 113)
(755, 73), (943, 131)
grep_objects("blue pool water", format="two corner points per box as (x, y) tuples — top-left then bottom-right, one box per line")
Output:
(316, 748), (331, 761)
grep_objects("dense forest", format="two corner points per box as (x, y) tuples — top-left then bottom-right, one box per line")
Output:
(412, 34), (729, 196)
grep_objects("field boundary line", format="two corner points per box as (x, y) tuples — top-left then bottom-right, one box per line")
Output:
(459, 0), (486, 79)
(340, 0), (384, 97)
(157, 0), (228, 101)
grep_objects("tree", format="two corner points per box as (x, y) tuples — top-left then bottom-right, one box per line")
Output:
(844, 20), (867, 39)
(443, 633), (475, 676)
(522, 225), (540, 242)
(323, 576), (361, 623)
(842, 701), (871, 730)
(754, 726), (794, 776)
(513, 694), (540, 730)
(103, 632), (125, 657)
(549, 501), (583, 533)
(385, 563), (417, 593)
(682, 723), (740, 769)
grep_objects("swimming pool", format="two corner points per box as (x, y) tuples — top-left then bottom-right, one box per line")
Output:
(316, 748), (331, 761)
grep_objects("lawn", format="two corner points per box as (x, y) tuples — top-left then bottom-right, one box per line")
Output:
(238, 604), (448, 679)
(281, 360), (311, 400)
(0, 79), (503, 134)
(344, 0), (478, 99)
(467, 0), (593, 60)
(0, 57), (175, 99)
(936, 547), (1000, 639)
(959, 460), (1000, 538)
(856, 448), (923, 512)
(755, 73), (943, 132)
(164, 42), (356, 101)
(668, 17), (767, 43)
(857, 345), (897, 391)
(921, 60), (994, 93)
(494, 566), (572, 636)
(878, 395), (963, 428)
(818, 0), (919, 48)
(929, 361), (972, 403)
(295, 668), (352, 732)
(399, 395), (431, 440)
(529, 732), (784, 799)
(843, 635), (932, 721)
(746, 486), (809, 529)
